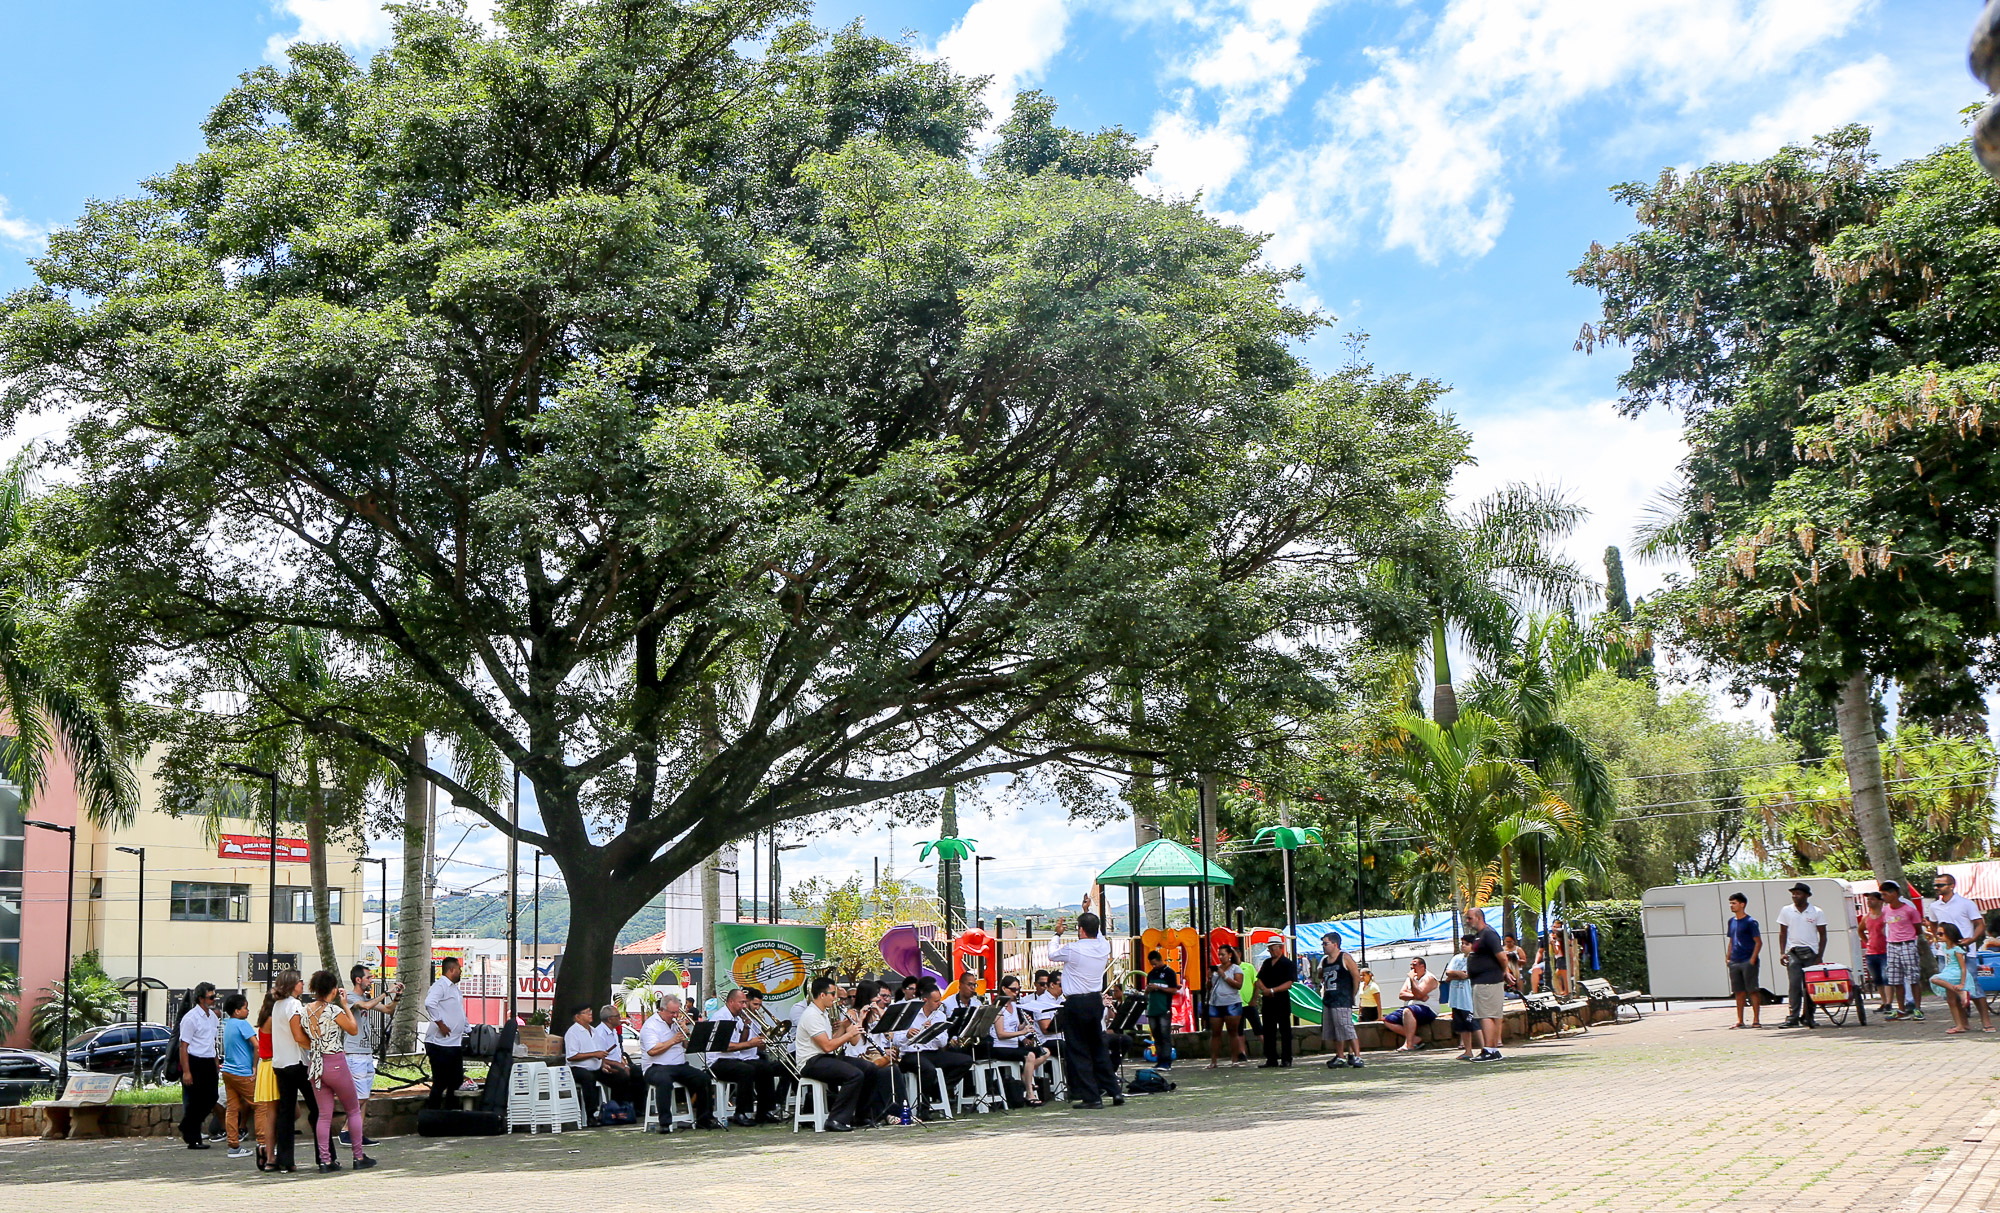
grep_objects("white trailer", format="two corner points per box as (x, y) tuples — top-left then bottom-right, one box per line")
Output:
(1641, 877), (1860, 1000)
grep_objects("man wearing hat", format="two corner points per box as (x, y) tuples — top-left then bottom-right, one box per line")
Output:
(1776, 882), (1829, 1028)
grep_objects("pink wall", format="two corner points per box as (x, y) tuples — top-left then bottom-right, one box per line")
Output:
(10, 746), (80, 1050)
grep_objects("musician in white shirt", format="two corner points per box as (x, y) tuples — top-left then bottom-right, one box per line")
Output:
(709, 989), (788, 1125)
(897, 977), (973, 1120)
(592, 1003), (646, 1114)
(1048, 897), (1124, 1108)
(794, 976), (881, 1131)
(637, 996), (723, 1131)
(986, 976), (1050, 1105)
(564, 1004), (612, 1126)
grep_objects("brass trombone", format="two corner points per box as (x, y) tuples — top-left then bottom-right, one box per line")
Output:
(742, 999), (801, 1082)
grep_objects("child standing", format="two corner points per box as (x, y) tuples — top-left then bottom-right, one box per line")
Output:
(1445, 934), (1480, 1060)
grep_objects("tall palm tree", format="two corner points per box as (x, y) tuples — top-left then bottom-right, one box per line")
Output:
(1383, 485), (1592, 728)
(0, 454), (137, 824)
(1379, 710), (1581, 929)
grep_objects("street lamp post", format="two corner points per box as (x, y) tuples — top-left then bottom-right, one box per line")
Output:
(974, 855), (995, 928)
(27, 820), (77, 1089)
(114, 845), (145, 1088)
(221, 762), (280, 989)
(532, 849), (544, 1022)
(507, 767), (520, 1026)
(774, 842), (805, 924)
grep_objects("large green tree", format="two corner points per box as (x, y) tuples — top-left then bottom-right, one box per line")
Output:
(1575, 129), (2000, 889)
(0, 2), (1464, 1014)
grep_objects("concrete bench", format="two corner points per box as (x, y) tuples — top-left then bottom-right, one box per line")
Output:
(40, 1073), (128, 1140)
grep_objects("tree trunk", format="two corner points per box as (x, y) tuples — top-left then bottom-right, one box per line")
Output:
(1836, 671), (1904, 887)
(1431, 613), (1459, 728)
(939, 786), (964, 936)
(1499, 843), (1515, 955)
(304, 750), (339, 976)
(1199, 771), (1220, 943)
(550, 875), (630, 1025)
(388, 734), (431, 1054)
(1128, 678), (1165, 931)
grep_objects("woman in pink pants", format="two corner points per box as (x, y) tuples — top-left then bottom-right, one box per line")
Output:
(303, 970), (377, 1172)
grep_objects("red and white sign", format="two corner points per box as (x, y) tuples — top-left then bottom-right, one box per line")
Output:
(218, 833), (311, 863)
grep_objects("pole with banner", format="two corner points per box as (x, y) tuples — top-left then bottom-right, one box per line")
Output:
(710, 923), (827, 1024)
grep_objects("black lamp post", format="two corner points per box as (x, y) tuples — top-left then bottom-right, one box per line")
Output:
(220, 762), (280, 989)
(114, 845), (145, 1087)
(774, 842), (804, 923)
(27, 820), (76, 1089)
(974, 855), (994, 928)
(507, 767), (520, 1026)
(532, 849), (543, 1022)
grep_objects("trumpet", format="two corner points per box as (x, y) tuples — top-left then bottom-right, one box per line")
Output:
(742, 999), (802, 1082)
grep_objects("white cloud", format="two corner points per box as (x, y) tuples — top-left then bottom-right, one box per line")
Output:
(0, 196), (48, 253)
(934, 0), (1073, 127)
(265, 0), (495, 60)
(1703, 55), (1895, 161)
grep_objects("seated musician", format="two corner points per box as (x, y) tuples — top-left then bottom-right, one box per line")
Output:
(898, 977), (973, 1120)
(563, 1004), (611, 1126)
(894, 976), (921, 1004)
(708, 988), (788, 1126)
(1034, 972), (1066, 1068)
(949, 975), (983, 1014)
(842, 981), (896, 1124)
(592, 1002), (647, 1112)
(638, 995), (724, 1131)
(1102, 981), (1135, 1063)
(795, 976), (884, 1132)
(985, 976), (1049, 1105)
(742, 990), (798, 1107)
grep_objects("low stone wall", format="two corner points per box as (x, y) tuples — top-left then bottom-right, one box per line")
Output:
(1161, 998), (1620, 1062)
(1, 1092), (433, 1141)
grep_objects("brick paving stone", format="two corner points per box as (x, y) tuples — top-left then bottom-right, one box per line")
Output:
(3, 1006), (1997, 1212)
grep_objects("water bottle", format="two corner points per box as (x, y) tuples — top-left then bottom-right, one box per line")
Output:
(899, 1100), (912, 1125)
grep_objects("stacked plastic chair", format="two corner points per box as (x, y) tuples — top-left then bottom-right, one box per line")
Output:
(506, 1062), (548, 1133)
(545, 1064), (586, 1132)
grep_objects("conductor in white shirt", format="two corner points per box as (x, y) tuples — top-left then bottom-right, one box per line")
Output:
(1049, 896), (1124, 1109)
(421, 957), (468, 1109)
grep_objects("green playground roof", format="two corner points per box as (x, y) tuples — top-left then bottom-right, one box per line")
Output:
(1094, 838), (1234, 887)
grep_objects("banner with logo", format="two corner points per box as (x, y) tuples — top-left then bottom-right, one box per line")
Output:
(712, 923), (825, 1020)
(218, 833), (310, 863)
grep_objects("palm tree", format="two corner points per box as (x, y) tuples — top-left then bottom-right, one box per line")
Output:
(1382, 484), (1592, 728)
(1378, 710), (1581, 932)
(0, 454), (138, 825)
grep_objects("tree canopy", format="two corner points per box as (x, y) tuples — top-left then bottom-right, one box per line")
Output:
(0, 0), (1467, 1010)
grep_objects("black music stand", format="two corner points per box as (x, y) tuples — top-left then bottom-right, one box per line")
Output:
(875, 1000), (923, 1037)
(1109, 993), (1148, 1080)
(685, 1020), (730, 1056)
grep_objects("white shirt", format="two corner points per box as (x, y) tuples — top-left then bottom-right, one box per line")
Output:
(270, 996), (306, 1069)
(1928, 893), (1985, 941)
(593, 1022), (624, 1065)
(1026, 993), (1064, 1042)
(1047, 934), (1111, 994)
(423, 976), (467, 1047)
(711, 1007), (760, 1054)
(794, 1004), (833, 1060)
(1777, 904), (1829, 953)
(180, 1005), (222, 1059)
(639, 1011), (689, 1067)
(903, 1004), (949, 1053)
(564, 1022), (603, 1070)
(991, 1002), (1028, 1045)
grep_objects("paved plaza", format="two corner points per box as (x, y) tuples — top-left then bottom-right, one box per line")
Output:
(4, 1006), (1997, 1212)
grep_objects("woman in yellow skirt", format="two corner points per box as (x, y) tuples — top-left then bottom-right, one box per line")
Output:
(253, 990), (281, 1171)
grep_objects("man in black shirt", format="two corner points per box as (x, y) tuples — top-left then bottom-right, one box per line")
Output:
(1253, 939), (1298, 1068)
(1465, 908), (1515, 1062)
(1143, 951), (1180, 1070)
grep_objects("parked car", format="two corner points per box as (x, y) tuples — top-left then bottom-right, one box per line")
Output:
(63, 1022), (174, 1074)
(0, 1048), (62, 1106)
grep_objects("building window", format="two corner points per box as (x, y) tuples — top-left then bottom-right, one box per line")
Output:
(0, 780), (21, 971)
(89, 877), (103, 899)
(275, 885), (341, 924)
(170, 881), (250, 922)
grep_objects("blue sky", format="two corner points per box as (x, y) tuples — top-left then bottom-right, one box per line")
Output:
(0, 0), (1982, 908)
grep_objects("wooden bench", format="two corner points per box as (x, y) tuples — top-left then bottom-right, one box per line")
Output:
(40, 1072), (128, 1140)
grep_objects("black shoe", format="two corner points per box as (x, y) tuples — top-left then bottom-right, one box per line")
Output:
(352, 1157), (378, 1171)
(699, 1117), (727, 1130)
(337, 1131), (350, 1145)
(757, 1110), (787, 1125)
(1801, 1019), (1816, 1029)
(1072, 1100), (1104, 1109)
(1258, 1062), (1277, 1069)
(318, 1160), (342, 1173)
(1779, 1018), (1799, 1028)
(1111, 1095), (1125, 1107)
(824, 1119), (853, 1133)
(186, 1140), (212, 1150)
(730, 1112), (758, 1127)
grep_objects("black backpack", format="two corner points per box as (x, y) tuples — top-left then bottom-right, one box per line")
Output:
(1127, 1068), (1175, 1094)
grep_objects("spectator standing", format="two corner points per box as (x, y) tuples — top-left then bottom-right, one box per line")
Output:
(1381, 958), (1439, 1051)
(251, 991), (280, 1171)
(1466, 908), (1513, 1062)
(269, 969), (317, 1173)
(1776, 882), (1829, 1029)
(1879, 880), (1925, 1020)
(1501, 935), (1529, 995)
(1858, 891), (1889, 1014)
(1928, 873), (1987, 957)
(303, 970), (371, 1172)
(1252, 938), (1298, 1069)
(338, 965), (395, 1147)
(1445, 935), (1479, 1060)
(1724, 892), (1763, 1029)
(421, 957), (469, 1108)
(176, 982), (222, 1150)
(1318, 934), (1362, 1069)
(1205, 943), (1246, 1069)
(1356, 968), (1381, 1021)
(1143, 950), (1179, 1070)
(218, 993), (257, 1158)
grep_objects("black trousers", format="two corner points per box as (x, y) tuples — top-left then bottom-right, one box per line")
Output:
(1147, 1014), (1175, 1066)
(594, 1062), (646, 1110)
(178, 1055), (218, 1145)
(424, 1044), (465, 1109)
(1260, 993), (1293, 1066)
(642, 1062), (715, 1128)
(1062, 992), (1121, 1103)
(710, 1055), (786, 1116)
(272, 1062), (318, 1169)
(1787, 946), (1821, 1023)
(898, 1048), (973, 1113)
(800, 1053), (877, 1126)
(570, 1066), (604, 1124)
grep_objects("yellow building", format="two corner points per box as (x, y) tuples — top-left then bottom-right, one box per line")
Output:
(69, 752), (369, 1017)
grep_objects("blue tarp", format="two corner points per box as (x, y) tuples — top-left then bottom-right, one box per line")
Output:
(1292, 914), (1601, 967)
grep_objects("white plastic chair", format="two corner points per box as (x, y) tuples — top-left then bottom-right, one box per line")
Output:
(506, 1062), (547, 1133)
(791, 1077), (832, 1133)
(712, 1079), (740, 1121)
(899, 1061), (955, 1121)
(965, 1060), (1009, 1113)
(545, 1064), (586, 1133)
(642, 1079), (697, 1133)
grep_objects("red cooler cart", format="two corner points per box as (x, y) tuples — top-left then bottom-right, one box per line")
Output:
(1801, 962), (1868, 1026)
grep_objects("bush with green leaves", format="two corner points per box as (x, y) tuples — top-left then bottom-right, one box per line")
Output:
(31, 951), (128, 1051)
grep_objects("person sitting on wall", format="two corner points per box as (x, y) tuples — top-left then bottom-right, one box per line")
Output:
(1381, 958), (1439, 1052)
